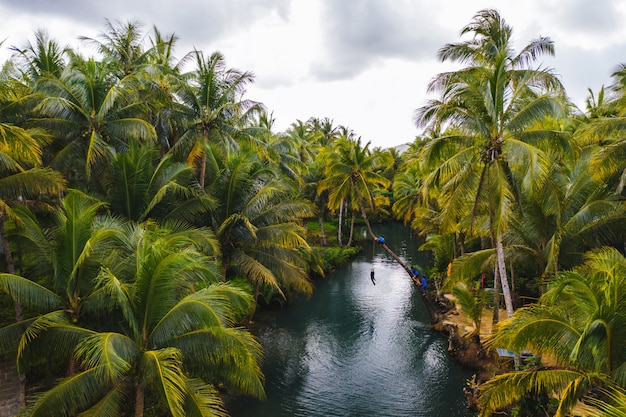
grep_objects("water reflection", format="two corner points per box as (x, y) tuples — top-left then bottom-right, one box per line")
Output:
(229, 224), (473, 417)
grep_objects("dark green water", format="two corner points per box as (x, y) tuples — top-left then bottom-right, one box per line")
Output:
(229, 223), (474, 417)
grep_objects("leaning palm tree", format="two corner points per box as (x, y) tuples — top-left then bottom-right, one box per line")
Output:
(478, 247), (626, 416)
(11, 221), (264, 417)
(414, 9), (566, 318)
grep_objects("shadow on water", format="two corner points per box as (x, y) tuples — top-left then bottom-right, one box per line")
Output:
(228, 223), (474, 417)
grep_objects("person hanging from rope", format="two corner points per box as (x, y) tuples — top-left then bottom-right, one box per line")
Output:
(370, 268), (376, 285)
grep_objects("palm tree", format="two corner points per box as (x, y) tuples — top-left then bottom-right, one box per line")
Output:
(0, 65), (65, 320)
(33, 53), (156, 186)
(9, 29), (69, 80)
(318, 135), (392, 242)
(506, 146), (626, 292)
(308, 117), (340, 148)
(0, 191), (114, 342)
(203, 146), (315, 306)
(78, 19), (148, 79)
(173, 50), (261, 188)
(302, 158), (330, 246)
(251, 113), (308, 186)
(414, 9), (566, 318)
(478, 247), (626, 416)
(98, 140), (210, 223)
(9, 221), (263, 417)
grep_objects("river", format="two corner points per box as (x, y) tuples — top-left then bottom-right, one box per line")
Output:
(228, 223), (474, 417)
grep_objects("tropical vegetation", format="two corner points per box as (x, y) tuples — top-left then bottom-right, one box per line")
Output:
(0, 8), (625, 416)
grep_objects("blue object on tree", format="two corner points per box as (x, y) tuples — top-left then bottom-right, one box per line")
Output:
(378, 236), (385, 244)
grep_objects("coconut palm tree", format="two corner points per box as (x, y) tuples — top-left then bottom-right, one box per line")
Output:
(33, 53), (156, 186)
(78, 19), (148, 79)
(10, 221), (263, 417)
(318, 135), (392, 242)
(173, 50), (261, 188)
(478, 247), (626, 416)
(251, 113), (308, 186)
(98, 140), (210, 223)
(414, 9), (566, 318)
(0, 64), (65, 319)
(0, 191), (115, 347)
(203, 146), (315, 306)
(507, 146), (626, 291)
(9, 29), (69, 80)
(308, 117), (340, 149)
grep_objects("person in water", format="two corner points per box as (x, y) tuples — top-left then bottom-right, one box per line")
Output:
(370, 268), (376, 285)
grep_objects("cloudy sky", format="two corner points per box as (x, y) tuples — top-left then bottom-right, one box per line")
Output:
(2, 0), (626, 148)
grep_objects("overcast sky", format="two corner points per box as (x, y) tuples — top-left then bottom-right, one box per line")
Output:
(2, 0), (626, 149)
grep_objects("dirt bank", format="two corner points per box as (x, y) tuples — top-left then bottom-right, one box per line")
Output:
(432, 294), (510, 383)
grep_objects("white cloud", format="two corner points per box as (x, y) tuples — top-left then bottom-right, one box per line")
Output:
(1, 0), (625, 148)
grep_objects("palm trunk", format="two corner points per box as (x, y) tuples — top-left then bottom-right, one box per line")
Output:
(495, 233), (514, 318)
(357, 201), (436, 321)
(0, 212), (21, 322)
(347, 212), (354, 247)
(337, 200), (343, 247)
(135, 382), (145, 417)
(199, 152), (207, 189)
(318, 214), (326, 246)
(453, 232), (458, 258)
(492, 263), (501, 326)
(459, 232), (466, 256)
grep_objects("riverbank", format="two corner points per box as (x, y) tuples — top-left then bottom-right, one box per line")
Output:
(433, 294), (509, 382)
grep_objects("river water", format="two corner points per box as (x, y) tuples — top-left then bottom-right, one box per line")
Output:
(229, 223), (474, 417)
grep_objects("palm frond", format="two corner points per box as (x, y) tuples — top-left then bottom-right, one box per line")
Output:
(26, 366), (114, 417)
(141, 348), (186, 417)
(0, 273), (62, 312)
(478, 368), (584, 417)
(75, 332), (138, 383)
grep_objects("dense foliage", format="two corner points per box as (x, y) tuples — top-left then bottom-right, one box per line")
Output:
(0, 9), (625, 416)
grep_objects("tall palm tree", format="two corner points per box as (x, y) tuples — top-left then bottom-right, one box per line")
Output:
(479, 247), (626, 416)
(318, 136), (392, 241)
(173, 50), (261, 188)
(414, 9), (566, 318)
(78, 19), (148, 79)
(9, 221), (263, 417)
